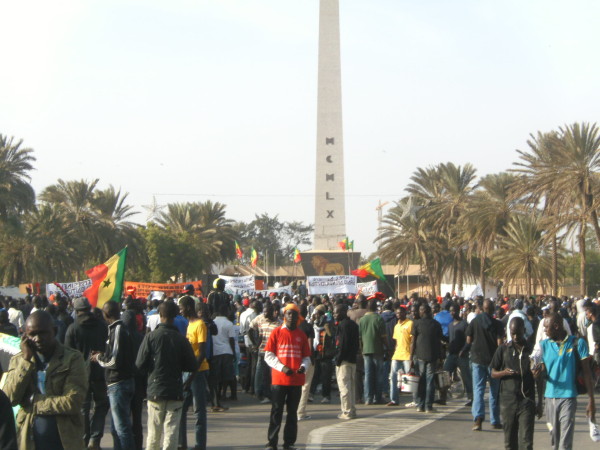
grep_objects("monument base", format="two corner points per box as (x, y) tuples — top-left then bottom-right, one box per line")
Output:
(300, 250), (361, 277)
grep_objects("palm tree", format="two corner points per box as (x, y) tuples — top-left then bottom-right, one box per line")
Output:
(490, 214), (553, 296)
(463, 172), (519, 294)
(0, 135), (36, 219)
(377, 197), (451, 298)
(513, 123), (600, 295)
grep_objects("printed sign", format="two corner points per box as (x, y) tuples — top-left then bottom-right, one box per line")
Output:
(46, 280), (92, 298)
(357, 280), (378, 296)
(307, 275), (358, 295)
(219, 275), (256, 293)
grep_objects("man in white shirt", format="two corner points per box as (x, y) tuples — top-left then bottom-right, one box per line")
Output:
(239, 300), (259, 394)
(209, 304), (236, 412)
(7, 300), (24, 335)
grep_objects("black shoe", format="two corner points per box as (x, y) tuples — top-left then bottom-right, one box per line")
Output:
(492, 423), (503, 429)
(464, 400), (472, 407)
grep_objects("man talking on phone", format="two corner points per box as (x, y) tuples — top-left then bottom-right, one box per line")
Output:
(3, 310), (87, 449)
(263, 303), (311, 450)
(491, 317), (540, 450)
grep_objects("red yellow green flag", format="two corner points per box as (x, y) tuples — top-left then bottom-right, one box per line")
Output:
(83, 247), (128, 308)
(293, 248), (301, 263)
(235, 240), (243, 259)
(351, 257), (386, 280)
(251, 248), (258, 267)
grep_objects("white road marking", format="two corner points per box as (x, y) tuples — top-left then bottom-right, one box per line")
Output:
(306, 404), (463, 449)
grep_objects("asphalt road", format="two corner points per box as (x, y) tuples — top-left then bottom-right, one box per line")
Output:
(101, 391), (598, 449)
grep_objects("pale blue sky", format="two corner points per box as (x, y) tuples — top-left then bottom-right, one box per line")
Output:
(2, 0), (600, 257)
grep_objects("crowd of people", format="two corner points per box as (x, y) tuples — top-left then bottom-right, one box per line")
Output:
(0, 282), (599, 450)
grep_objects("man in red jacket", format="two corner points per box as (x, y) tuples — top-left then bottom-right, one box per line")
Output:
(264, 303), (311, 450)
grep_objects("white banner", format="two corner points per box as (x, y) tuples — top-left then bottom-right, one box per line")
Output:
(357, 280), (378, 297)
(219, 275), (255, 293)
(307, 275), (357, 295)
(46, 280), (92, 298)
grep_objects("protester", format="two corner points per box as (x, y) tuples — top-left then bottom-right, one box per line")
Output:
(0, 388), (17, 450)
(334, 303), (359, 419)
(389, 305), (413, 407)
(207, 278), (229, 317)
(250, 301), (280, 403)
(179, 296), (210, 450)
(64, 296), (109, 449)
(310, 304), (335, 404)
(359, 298), (388, 405)
(0, 309), (18, 337)
(210, 303), (236, 412)
(136, 300), (198, 450)
(3, 310), (88, 449)
(297, 303), (316, 421)
(239, 299), (259, 394)
(410, 302), (443, 413)
(7, 299), (24, 335)
(91, 301), (136, 450)
(491, 317), (539, 450)
(466, 298), (504, 431)
(534, 312), (596, 449)
(264, 303), (311, 450)
(440, 303), (472, 406)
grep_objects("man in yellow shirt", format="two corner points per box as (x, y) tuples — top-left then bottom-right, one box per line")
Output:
(179, 296), (210, 450)
(388, 306), (413, 406)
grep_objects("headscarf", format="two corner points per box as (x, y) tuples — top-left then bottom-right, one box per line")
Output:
(283, 302), (304, 324)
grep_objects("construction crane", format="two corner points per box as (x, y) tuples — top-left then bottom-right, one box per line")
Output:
(375, 200), (389, 234)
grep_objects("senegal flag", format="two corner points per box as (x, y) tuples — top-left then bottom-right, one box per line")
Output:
(235, 240), (243, 259)
(84, 247), (128, 308)
(293, 248), (301, 263)
(250, 247), (258, 267)
(351, 257), (386, 280)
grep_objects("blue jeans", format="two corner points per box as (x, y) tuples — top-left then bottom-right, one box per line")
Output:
(416, 359), (437, 410)
(389, 360), (411, 404)
(363, 354), (384, 403)
(107, 378), (135, 450)
(191, 371), (208, 449)
(255, 353), (271, 399)
(471, 362), (500, 424)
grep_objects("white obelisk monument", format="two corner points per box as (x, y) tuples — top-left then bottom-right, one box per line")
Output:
(313, 0), (346, 250)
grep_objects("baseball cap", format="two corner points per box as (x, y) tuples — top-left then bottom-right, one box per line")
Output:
(182, 284), (194, 293)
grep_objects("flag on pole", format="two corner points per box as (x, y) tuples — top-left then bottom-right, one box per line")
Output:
(349, 240), (354, 250)
(293, 248), (302, 263)
(338, 236), (350, 250)
(250, 248), (258, 267)
(83, 247), (128, 308)
(235, 241), (243, 259)
(351, 257), (386, 280)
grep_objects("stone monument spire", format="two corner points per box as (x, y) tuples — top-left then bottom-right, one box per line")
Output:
(313, 0), (346, 250)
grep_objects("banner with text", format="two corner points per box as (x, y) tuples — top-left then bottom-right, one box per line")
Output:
(46, 280), (92, 298)
(357, 280), (378, 297)
(219, 275), (256, 293)
(307, 275), (358, 295)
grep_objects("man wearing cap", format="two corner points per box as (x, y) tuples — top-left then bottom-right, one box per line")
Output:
(264, 304), (311, 450)
(311, 304), (336, 404)
(65, 297), (109, 449)
(181, 284), (201, 311)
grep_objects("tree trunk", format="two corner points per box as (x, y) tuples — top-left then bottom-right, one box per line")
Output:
(480, 252), (487, 297)
(457, 249), (464, 294)
(579, 221), (587, 296)
(552, 233), (558, 296)
(451, 259), (457, 295)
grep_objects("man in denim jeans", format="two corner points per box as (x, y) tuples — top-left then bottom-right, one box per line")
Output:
(466, 298), (504, 431)
(410, 303), (442, 413)
(91, 301), (135, 449)
(359, 298), (388, 405)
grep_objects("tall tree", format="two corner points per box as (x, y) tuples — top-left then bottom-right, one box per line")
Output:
(0, 135), (36, 219)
